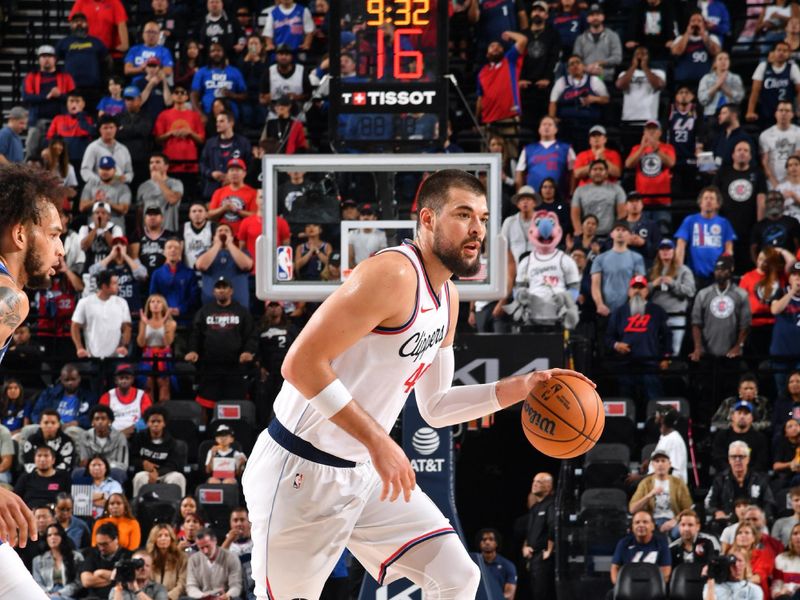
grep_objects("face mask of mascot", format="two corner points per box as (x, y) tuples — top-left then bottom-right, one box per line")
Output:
(503, 211), (579, 330)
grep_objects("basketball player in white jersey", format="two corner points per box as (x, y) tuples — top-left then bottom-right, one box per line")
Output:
(0, 164), (65, 599)
(243, 169), (593, 599)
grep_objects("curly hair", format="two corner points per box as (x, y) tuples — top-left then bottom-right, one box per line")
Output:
(0, 164), (62, 236)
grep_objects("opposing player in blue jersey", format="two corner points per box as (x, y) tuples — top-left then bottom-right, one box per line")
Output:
(243, 169), (594, 599)
(0, 164), (65, 598)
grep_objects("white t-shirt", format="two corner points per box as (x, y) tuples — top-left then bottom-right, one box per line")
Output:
(349, 229), (388, 266)
(648, 429), (688, 482)
(618, 68), (667, 122)
(752, 61), (800, 83)
(759, 124), (800, 188)
(71, 294), (132, 358)
(652, 477), (672, 520)
(524, 249), (580, 299)
(777, 180), (800, 222)
(501, 213), (533, 265)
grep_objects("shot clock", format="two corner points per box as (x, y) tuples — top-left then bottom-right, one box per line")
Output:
(329, 0), (449, 148)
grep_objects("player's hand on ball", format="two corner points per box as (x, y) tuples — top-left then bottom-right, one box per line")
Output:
(370, 433), (416, 503)
(525, 368), (596, 390)
(0, 486), (36, 547)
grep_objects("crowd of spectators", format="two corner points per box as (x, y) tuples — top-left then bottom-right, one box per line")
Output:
(7, 0), (800, 598)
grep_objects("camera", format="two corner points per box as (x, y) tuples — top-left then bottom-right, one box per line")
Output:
(707, 555), (736, 583)
(113, 558), (145, 585)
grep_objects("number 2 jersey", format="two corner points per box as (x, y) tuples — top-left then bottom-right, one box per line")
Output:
(273, 241), (451, 462)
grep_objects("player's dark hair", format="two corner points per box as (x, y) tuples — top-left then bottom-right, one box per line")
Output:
(0, 164), (62, 237)
(739, 372), (758, 386)
(416, 169), (485, 216)
(144, 405), (168, 423)
(97, 114), (117, 128)
(589, 159), (608, 170)
(197, 527), (217, 540)
(697, 185), (722, 206)
(40, 408), (61, 422)
(475, 528), (503, 550)
(96, 521), (119, 539)
(90, 403), (115, 422)
(87, 454), (112, 478)
(95, 269), (116, 289)
(150, 151), (169, 164)
(34, 444), (56, 458)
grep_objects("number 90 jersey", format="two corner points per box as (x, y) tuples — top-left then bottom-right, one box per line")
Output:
(273, 241), (451, 463)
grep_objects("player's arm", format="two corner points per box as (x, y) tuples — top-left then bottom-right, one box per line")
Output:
(0, 278), (28, 347)
(281, 252), (419, 502)
(414, 283), (594, 428)
(0, 486), (37, 547)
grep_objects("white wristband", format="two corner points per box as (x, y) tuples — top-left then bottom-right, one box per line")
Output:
(309, 379), (352, 419)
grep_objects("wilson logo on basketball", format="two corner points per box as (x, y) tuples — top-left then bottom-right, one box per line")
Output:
(522, 401), (556, 436)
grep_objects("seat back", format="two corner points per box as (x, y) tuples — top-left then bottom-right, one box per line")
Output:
(668, 563), (705, 600)
(196, 483), (241, 538)
(613, 563), (666, 600)
(646, 397), (690, 419)
(215, 400), (257, 423)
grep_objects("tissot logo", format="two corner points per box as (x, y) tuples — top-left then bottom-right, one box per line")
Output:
(342, 90), (438, 107)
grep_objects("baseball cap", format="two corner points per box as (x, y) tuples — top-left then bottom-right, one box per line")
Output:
(588, 125), (606, 136)
(630, 275), (648, 288)
(792, 261), (800, 274)
(531, 0), (548, 10)
(37, 45), (56, 56)
(227, 157), (247, 171)
(612, 219), (630, 232)
(144, 205), (162, 215)
(512, 185), (539, 204)
(145, 56), (161, 67)
(733, 400), (753, 413)
(644, 119), (661, 129)
(98, 155), (116, 170)
(658, 238), (675, 249)
(341, 199), (358, 210)
(650, 447), (670, 461)
(714, 255), (734, 271)
(215, 423), (234, 437)
(8, 106), (28, 120)
(360, 203), (376, 215)
(275, 43), (293, 53)
(111, 235), (128, 246)
(123, 86), (141, 99)
(92, 201), (111, 213)
(587, 3), (603, 14)
(115, 363), (134, 375)
(214, 276), (232, 288)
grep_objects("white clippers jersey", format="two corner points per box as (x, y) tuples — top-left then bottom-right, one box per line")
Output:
(273, 241), (451, 462)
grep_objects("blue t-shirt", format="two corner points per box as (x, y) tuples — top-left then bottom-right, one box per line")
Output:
(201, 249), (250, 309)
(675, 213), (736, 278)
(0, 126), (24, 163)
(56, 393), (80, 423)
(481, 553), (518, 595)
(770, 288), (800, 356)
(1, 405), (24, 431)
(612, 532), (671, 567)
(590, 249), (646, 311)
(191, 65), (247, 117)
(97, 96), (125, 117)
(124, 44), (174, 82)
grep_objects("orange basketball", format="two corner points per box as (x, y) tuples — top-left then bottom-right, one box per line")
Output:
(520, 374), (604, 459)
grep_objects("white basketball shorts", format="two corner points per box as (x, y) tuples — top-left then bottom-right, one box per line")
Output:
(0, 542), (49, 599)
(242, 419), (456, 599)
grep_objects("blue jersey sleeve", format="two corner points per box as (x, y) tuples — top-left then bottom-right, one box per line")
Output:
(675, 215), (693, 241)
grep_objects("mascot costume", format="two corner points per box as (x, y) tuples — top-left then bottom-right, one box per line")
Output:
(505, 210), (580, 329)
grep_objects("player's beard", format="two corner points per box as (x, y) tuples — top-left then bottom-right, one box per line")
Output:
(24, 243), (51, 289)
(432, 229), (481, 277)
(629, 293), (647, 316)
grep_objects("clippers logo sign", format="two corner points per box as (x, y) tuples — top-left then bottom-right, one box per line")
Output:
(341, 90), (439, 108)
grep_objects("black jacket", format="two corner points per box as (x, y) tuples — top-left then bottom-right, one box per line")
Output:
(704, 468), (775, 520)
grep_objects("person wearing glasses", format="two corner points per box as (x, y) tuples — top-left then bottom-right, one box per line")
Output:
(705, 441), (776, 527)
(79, 522), (132, 600)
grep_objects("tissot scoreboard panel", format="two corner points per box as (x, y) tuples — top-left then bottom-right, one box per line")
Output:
(330, 0), (449, 147)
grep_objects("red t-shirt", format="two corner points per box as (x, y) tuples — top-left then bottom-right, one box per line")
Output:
(739, 268), (783, 327)
(627, 143), (676, 206)
(573, 148), (623, 187)
(153, 107), (205, 174)
(238, 215), (290, 273)
(477, 48), (523, 124)
(70, 0), (128, 53)
(209, 184), (258, 237)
